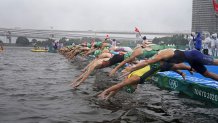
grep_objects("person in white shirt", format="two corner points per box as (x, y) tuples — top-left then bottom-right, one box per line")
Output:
(214, 33), (218, 57)
(188, 32), (195, 50)
(211, 33), (217, 57)
(111, 39), (117, 49)
(202, 33), (211, 55)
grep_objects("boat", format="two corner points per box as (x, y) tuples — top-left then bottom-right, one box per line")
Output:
(31, 48), (48, 52)
(150, 65), (218, 106)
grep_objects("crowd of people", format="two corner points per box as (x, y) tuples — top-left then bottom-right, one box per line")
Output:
(58, 35), (218, 100)
(188, 32), (218, 57)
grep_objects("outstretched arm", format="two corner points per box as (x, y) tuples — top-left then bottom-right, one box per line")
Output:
(127, 49), (175, 72)
(102, 90), (118, 100)
(109, 48), (142, 76)
(81, 58), (98, 72)
(98, 76), (139, 100)
(84, 48), (96, 56)
(125, 60), (150, 72)
(71, 64), (96, 88)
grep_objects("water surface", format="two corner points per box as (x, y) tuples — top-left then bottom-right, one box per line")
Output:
(0, 47), (217, 123)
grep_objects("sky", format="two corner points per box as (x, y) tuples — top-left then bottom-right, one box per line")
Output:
(0, 0), (192, 33)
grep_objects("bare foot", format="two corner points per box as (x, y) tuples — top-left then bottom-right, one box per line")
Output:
(189, 68), (195, 75)
(181, 72), (186, 80)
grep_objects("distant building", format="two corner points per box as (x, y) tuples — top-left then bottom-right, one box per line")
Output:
(192, 0), (218, 33)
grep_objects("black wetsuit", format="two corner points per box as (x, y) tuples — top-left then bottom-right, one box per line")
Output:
(100, 54), (125, 68)
(139, 62), (175, 84)
(166, 50), (214, 74)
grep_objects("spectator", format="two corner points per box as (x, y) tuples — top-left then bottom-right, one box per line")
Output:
(188, 34), (195, 50)
(111, 39), (117, 49)
(214, 33), (218, 57)
(211, 33), (217, 57)
(194, 32), (202, 51)
(202, 33), (211, 55)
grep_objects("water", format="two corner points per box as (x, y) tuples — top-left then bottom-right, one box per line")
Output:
(0, 47), (218, 123)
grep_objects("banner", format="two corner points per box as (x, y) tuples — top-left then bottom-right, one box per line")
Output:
(213, 0), (218, 14)
(150, 73), (218, 105)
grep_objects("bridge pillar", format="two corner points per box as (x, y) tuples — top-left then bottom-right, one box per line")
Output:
(6, 31), (11, 44)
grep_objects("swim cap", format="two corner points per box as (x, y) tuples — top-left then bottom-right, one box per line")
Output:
(103, 46), (110, 50)
(87, 43), (91, 48)
(94, 50), (102, 57)
(124, 85), (135, 93)
(143, 36), (147, 40)
(150, 62), (161, 69)
(95, 41), (102, 47)
(102, 49), (109, 53)
(124, 52), (132, 59)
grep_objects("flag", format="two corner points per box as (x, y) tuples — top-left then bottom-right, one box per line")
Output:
(104, 34), (110, 42)
(106, 34), (110, 39)
(135, 27), (141, 39)
(135, 27), (140, 32)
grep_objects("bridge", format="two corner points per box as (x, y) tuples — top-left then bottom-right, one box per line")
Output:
(0, 27), (190, 43)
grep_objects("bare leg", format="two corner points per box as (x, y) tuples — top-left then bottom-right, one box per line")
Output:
(130, 49), (175, 72)
(213, 59), (218, 65)
(203, 70), (218, 81)
(171, 63), (194, 74)
(171, 63), (218, 81)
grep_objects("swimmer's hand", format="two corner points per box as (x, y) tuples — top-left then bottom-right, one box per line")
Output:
(69, 80), (80, 88)
(72, 82), (81, 88)
(98, 91), (116, 100)
(98, 91), (109, 100)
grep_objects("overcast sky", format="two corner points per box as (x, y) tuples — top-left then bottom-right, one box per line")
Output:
(0, 0), (192, 32)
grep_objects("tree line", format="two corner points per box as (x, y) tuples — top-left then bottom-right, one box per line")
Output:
(11, 34), (189, 47)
